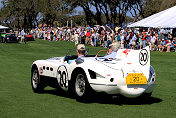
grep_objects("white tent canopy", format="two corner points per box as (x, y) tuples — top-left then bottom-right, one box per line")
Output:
(127, 5), (176, 28)
(0, 25), (9, 29)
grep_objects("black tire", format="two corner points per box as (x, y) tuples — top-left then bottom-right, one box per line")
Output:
(73, 71), (93, 100)
(0, 37), (2, 43)
(141, 92), (152, 98)
(4, 38), (8, 43)
(2, 38), (5, 43)
(31, 66), (45, 93)
(135, 92), (152, 103)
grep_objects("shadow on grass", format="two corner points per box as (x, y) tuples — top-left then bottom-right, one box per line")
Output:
(41, 89), (162, 105)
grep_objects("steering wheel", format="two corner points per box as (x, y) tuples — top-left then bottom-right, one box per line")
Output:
(95, 50), (109, 57)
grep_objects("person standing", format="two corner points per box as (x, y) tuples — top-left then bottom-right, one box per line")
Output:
(43, 29), (46, 40)
(168, 32), (172, 41)
(126, 31), (132, 49)
(50, 29), (54, 41)
(147, 34), (152, 50)
(142, 30), (147, 48)
(47, 29), (50, 40)
(86, 30), (91, 44)
(120, 33), (124, 49)
(73, 32), (79, 45)
(94, 31), (99, 47)
(21, 28), (26, 44)
(104, 32), (108, 48)
(138, 32), (143, 49)
(80, 31), (85, 44)
(131, 33), (137, 49)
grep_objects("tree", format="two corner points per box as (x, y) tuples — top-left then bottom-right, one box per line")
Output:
(40, 0), (69, 26)
(0, 0), (73, 30)
(159, 0), (176, 11)
(0, 0), (40, 31)
(71, 11), (86, 26)
(70, 0), (133, 26)
(129, 0), (176, 21)
(1, 0), (175, 29)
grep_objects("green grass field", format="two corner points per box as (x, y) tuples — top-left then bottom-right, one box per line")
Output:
(0, 40), (176, 118)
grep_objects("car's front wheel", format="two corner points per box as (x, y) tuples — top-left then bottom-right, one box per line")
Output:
(31, 67), (44, 93)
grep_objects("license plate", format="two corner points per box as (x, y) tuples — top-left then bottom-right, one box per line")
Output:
(126, 73), (147, 85)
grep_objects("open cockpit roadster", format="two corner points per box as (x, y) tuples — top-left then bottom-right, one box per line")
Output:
(31, 46), (156, 99)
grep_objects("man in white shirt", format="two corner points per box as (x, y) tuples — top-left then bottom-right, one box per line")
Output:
(95, 32), (99, 47)
(73, 32), (79, 45)
(104, 42), (120, 58)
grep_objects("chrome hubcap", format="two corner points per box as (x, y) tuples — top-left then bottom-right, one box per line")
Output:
(32, 70), (38, 88)
(75, 74), (85, 97)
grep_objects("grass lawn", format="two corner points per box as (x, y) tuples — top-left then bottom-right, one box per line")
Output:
(0, 40), (176, 118)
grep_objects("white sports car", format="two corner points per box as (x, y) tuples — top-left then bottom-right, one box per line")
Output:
(31, 46), (156, 99)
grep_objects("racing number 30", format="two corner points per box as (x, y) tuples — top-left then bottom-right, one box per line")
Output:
(58, 71), (67, 87)
(57, 66), (68, 91)
(139, 49), (149, 66)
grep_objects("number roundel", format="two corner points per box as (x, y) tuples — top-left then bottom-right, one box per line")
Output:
(139, 49), (149, 66)
(57, 65), (68, 91)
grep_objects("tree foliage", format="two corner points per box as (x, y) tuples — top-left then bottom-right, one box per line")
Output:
(129, 0), (176, 20)
(0, 0), (41, 30)
(0, 0), (72, 30)
(0, 0), (176, 30)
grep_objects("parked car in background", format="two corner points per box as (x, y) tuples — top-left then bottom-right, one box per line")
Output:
(0, 33), (19, 43)
(25, 34), (34, 41)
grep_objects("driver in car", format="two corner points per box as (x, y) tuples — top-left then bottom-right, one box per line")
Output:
(68, 44), (86, 64)
(76, 44), (86, 57)
(104, 42), (120, 58)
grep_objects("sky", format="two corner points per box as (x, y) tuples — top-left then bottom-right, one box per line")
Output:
(0, 0), (2, 8)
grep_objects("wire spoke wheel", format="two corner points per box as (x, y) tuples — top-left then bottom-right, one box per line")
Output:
(75, 74), (86, 97)
(32, 70), (39, 89)
(31, 67), (44, 93)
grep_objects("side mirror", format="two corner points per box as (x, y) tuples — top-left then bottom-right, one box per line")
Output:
(75, 58), (84, 64)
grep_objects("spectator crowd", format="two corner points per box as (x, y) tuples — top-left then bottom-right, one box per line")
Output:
(23, 25), (176, 52)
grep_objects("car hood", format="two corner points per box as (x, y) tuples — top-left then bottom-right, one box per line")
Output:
(45, 57), (64, 63)
(84, 57), (124, 70)
(1, 34), (6, 38)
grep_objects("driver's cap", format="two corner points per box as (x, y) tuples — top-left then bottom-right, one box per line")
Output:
(77, 44), (85, 50)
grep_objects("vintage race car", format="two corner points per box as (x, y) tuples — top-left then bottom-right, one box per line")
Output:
(31, 46), (156, 99)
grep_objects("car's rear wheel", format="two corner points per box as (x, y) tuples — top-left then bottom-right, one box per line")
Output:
(75, 73), (86, 97)
(73, 72), (92, 100)
(0, 37), (2, 43)
(31, 67), (44, 93)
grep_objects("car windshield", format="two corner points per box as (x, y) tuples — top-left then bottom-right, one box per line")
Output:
(66, 48), (108, 57)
